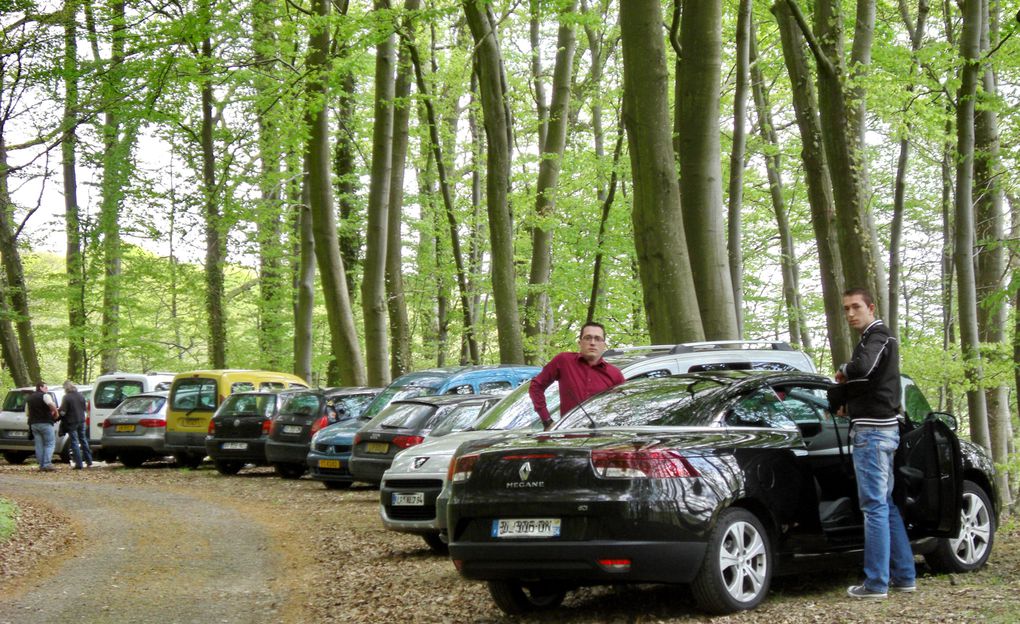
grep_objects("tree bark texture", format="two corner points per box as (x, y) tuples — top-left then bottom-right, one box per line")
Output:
(726, 0), (752, 338)
(334, 72), (361, 300)
(305, 0), (366, 386)
(294, 189), (315, 385)
(524, 0), (578, 361)
(619, 0), (704, 344)
(464, 0), (525, 363)
(676, 0), (738, 340)
(63, 0), (87, 381)
(362, 2), (397, 387)
(772, 1), (851, 366)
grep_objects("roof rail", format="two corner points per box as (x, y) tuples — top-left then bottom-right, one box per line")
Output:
(605, 340), (794, 357)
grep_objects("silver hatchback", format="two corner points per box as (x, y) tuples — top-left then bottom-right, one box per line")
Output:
(100, 392), (170, 467)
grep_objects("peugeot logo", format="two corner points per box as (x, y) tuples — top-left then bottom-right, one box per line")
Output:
(413, 457), (429, 470)
(233, 419), (240, 427)
(519, 462), (532, 481)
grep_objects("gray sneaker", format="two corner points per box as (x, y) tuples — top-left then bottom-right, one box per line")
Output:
(847, 585), (887, 599)
(890, 583), (916, 593)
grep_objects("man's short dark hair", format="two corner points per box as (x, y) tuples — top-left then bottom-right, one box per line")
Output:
(34, 382), (46, 392)
(579, 322), (606, 339)
(843, 287), (873, 307)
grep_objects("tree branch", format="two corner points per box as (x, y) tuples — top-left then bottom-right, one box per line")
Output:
(781, 0), (836, 77)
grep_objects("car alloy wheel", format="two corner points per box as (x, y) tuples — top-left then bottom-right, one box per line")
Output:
(925, 480), (995, 573)
(692, 507), (772, 614)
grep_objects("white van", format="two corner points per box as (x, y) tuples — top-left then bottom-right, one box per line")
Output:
(90, 372), (175, 458)
(0, 384), (92, 465)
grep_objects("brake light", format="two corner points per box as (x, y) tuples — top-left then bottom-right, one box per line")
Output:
(208, 420), (216, 434)
(354, 433), (362, 446)
(590, 449), (698, 478)
(392, 435), (424, 449)
(597, 558), (632, 571)
(450, 453), (479, 483)
(262, 419), (272, 435)
(139, 419), (166, 428)
(102, 419), (113, 429)
(310, 415), (329, 435)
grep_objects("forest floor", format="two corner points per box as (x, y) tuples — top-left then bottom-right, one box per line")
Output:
(1, 458), (1018, 623)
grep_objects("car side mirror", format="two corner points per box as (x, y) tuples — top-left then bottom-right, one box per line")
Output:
(925, 411), (957, 432)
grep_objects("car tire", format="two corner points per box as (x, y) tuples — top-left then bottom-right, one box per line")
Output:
(175, 452), (205, 469)
(214, 460), (244, 476)
(323, 480), (352, 490)
(486, 580), (565, 615)
(2, 451), (30, 465)
(691, 507), (772, 615)
(923, 480), (995, 573)
(422, 532), (448, 554)
(119, 451), (148, 468)
(275, 463), (306, 480)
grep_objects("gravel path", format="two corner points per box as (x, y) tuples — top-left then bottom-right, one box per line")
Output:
(1, 460), (1018, 623)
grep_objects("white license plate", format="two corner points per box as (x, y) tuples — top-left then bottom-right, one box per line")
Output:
(222, 442), (248, 450)
(492, 518), (561, 539)
(6, 430), (28, 438)
(392, 492), (425, 506)
(282, 425), (302, 434)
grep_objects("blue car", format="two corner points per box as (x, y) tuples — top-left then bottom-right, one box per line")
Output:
(307, 417), (365, 489)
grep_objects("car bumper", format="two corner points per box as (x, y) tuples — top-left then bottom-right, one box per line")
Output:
(449, 540), (707, 584)
(164, 432), (207, 454)
(101, 435), (167, 453)
(348, 455), (390, 483)
(307, 450), (354, 482)
(205, 437), (268, 463)
(265, 440), (309, 465)
(380, 473), (447, 533)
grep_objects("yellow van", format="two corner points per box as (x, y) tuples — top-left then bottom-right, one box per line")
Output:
(165, 370), (307, 467)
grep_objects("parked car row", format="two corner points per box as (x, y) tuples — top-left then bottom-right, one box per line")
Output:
(0, 341), (999, 617)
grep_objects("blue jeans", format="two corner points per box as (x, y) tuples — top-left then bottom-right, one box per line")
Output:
(851, 426), (916, 592)
(30, 422), (56, 468)
(67, 422), (93, 468)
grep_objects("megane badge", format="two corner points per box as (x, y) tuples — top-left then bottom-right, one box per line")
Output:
(413, 457), (429, 470)
(519, 462), (532, 481)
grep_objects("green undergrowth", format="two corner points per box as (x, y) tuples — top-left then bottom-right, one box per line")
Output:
(0, 497), (17, 542)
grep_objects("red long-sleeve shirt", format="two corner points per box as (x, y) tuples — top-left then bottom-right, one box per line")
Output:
(529, 352), (625, 425)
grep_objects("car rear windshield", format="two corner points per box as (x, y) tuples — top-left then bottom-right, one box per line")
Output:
(329, 393), (376, 420)
(112, 396), (166, 416)
(171, 379), (218, 411)
(93, 380), (145, 409)
(1, 391), (29, 412)
(556, 376), (726, 429)
(376, 402), (435, 430)
(279, 393), (323, 417)
(360, 385), (438, 420)
(427, 402), (489, 436)
(218, 393), (276, 418)
(471, 382), (559, 431)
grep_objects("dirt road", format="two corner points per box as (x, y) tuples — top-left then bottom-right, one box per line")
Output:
(2, 461), (1018, 623)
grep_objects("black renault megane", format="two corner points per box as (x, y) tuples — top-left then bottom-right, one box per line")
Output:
(446, 371), (998, 615)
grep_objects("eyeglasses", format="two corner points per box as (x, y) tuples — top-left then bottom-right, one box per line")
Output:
(580, 335), (605, 343)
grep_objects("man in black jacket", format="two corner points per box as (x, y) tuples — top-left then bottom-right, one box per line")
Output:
(27, 383), (60, 471)
(836, 288), (915, 599)
(60, 381), (93, 469)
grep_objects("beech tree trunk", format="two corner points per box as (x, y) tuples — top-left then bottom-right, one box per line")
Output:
(294, 185), (315, 385)
(0, 139), (33, 386)
(620, 0), (703, 343)
(464, 0), (524, 363)
(726, 0), (753, 338)
(63, 0), (87, 381)
(676, 0), (738, 340)
(305, 0), (366, 386)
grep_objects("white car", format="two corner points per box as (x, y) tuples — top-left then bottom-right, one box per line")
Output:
(89, 372), (174, 459)
(379, 340), (817, 552)
(0, 384), (93, 465)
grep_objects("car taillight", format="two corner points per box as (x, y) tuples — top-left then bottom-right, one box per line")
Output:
(208, 420), (216, 434)
(102, 419), (113, 429)
(310, 415), (329, 435)
(139, 419), (166, 428)
(590, 449), (699, 479)
(449, 453), (479, 483)
(392, 435), (424, 449)
(354, 433), (362, 446)
(261, 419), (272, 435)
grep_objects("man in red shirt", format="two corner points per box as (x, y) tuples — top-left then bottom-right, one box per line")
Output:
(529, 322), (625, 430)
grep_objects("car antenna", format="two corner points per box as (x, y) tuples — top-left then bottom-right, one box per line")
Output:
(561, 384), (598, 430)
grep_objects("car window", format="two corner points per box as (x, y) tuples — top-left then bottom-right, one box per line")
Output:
(260, 381), (286, 391)
(154, 381), (172, 391)
(171, 379), (218, 411)
(377, 403), (435, 429)
(426, 402), (487, 436)
(93, 380), (145, 409)
(231, 381), (256, 393)
(629, 368), (672, 380)
(280, 393), (323, 417)
(557, 377), (725, 429)
(725, 388), (797, 429)
(2, 391), (28, 412)
(330, 394), (376, 420)
(112, 395), (167, 416)
(689, 362), (752, 373)
(752, 361), (798, 371)
(478, 380), (512, 393)
(903, 383), (932, 425)
(445, 384), (474, 395)
(361, 385), (439, 420)
(219, 394), (276, 418)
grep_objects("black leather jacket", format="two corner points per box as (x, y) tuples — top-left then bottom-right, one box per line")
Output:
(839, 319), (901, 427)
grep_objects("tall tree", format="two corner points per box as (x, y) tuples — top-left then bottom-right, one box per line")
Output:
(675, 0), (738, 339)
(463, 0), (524, 363)
(620, 0), (703, 343)
(524, 0), (578, 361)
(63, 0), (87, 381)
(293, 183), (315, 384)
(304, 0), (366, 385)
(953, 0), (990, 450)
(726, 0), (753, 338)
(362, 2), (397, 386)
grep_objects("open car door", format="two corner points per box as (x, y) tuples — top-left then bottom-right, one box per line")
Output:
(896, 417), (963, 538)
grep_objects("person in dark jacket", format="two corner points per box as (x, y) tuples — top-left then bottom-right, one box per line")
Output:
(836, 288), (915, 600)
(59, 380), (93, 469)
(529, 321), (625, 431)
(26, 382), (59, 471)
